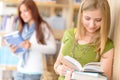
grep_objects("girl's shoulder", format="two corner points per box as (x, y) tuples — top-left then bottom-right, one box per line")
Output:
(103, 38), (114, 53)
(64, 28), (76, 36)
(62, 28), (76, 43)
(41, 22), (48, 30)
(40, 22), (51, 34)
(106, 38), (114, 46)
(41, 22), (54, 40)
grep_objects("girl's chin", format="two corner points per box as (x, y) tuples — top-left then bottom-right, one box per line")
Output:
(23, 20), (28, 23)
(87, 30), (96, 33)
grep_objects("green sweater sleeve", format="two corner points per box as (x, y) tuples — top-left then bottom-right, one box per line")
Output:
(103, 39), (114, 53)
(62, 29), (75, 43)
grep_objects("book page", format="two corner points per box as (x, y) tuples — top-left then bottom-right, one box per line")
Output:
(61, 56), (83, 71)
(83, 62), (104, 73)
(61, 56), (104, 73)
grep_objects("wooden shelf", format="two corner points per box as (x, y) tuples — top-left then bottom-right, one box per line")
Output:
(73, 4), (80, 9)
(36, 2), (68, 8)
(2, 0), (68, 8)
(3, 0), (19, 4)
(0, 0), (78, 40)
(0, 65), (17, 71)
(2, 0), (79, 8)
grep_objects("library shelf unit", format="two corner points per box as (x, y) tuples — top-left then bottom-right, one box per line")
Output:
(1, 0), (80, 29)
(0, 0), (80, 40)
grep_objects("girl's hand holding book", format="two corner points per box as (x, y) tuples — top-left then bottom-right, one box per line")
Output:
(56, 64), (74, 76)
(2, 39), (9, 46)
(2, 39), (18, 53)
(20, 40), (31, 49)
(65, 70), (73, 80)
(9, 44), (18, 53)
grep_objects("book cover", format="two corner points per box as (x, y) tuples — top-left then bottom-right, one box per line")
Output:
(3, 31), (24, 53)
(61, 56), (104, 73)
(71, 71), (107, 80)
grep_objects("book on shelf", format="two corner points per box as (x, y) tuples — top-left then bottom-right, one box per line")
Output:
(61, 56), (104, 73)
(74, 0), (81, 4)
(71, 71), (107, 80)
(0, 46), (19, 67)
(33, 0), (56, 3)
(2, 31), (25, 53)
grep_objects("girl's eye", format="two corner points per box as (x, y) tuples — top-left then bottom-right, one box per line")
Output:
(23, 9), (28, 12)
(95, 18), (102, 22)
(20, 9), (28, 14)
(85, 17), (90, 20)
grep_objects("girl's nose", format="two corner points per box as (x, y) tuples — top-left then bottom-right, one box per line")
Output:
(89, 20), (95, 28)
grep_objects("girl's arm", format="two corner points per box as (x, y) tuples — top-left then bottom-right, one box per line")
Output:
(100, 48), (114, 80)
(30, 24), (57, 54)
(54, 43), (73, 77)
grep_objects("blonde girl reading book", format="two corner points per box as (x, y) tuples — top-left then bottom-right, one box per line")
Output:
(54, 0), (114, 80)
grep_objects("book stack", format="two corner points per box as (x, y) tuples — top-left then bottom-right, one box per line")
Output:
(0, 15), (19, 33)
(61, 56), (107, 80)
(71, 71), (107, 80)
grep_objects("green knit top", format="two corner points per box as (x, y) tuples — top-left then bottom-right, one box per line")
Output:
(58, 29), (114, 80)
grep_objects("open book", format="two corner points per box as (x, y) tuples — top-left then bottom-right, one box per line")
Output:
(3, 31), (25, 53)
(61, 56), (104, 73)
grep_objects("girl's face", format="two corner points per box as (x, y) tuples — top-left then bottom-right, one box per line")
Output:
(20, 4), (34, 25)
(82, 9), (102, 34)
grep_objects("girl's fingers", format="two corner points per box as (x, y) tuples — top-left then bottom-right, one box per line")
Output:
(9, 44), (18, 53)
(20, 40), (31, 49)
(56, 64), (74, 76)
(65, 71), (73, 80)
(64, 65), (74, 72)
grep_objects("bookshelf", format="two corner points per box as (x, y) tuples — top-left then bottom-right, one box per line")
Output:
(0, 0), (80, 29)
(0, 0), (81, 52)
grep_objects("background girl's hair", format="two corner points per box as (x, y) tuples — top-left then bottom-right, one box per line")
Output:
(18, 0), (52, 44)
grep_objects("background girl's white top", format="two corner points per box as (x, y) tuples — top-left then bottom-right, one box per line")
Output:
(16, 23), (56, 74)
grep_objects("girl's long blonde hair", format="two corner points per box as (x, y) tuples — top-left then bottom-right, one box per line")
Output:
(76, 0), (111, 56)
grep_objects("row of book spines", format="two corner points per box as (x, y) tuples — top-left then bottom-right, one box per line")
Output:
(0, 15), (19, 32)
(33, 0), (81, 4)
